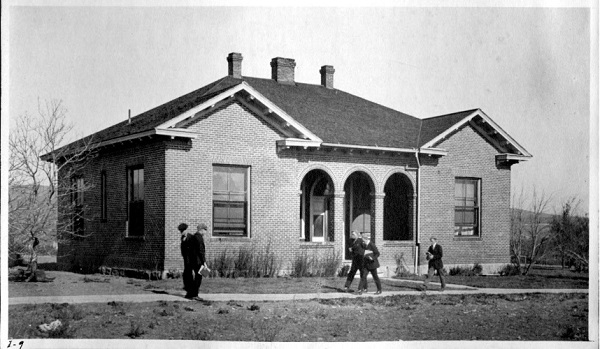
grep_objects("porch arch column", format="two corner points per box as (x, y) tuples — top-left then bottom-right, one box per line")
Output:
(333, 192), (345, 258)
(372, 192), (385, 246)
(410, 193), (418, 242)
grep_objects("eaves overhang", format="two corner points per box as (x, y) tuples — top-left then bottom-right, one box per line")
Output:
(277, 139), (448, 157)
(40, 127), (197, 163)
(421, 108), (532, 159)
(158, 81), (323, 142)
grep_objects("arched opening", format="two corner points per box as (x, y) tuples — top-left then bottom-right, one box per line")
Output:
(344, 172), (375, 259)
(383, 173), (414, 241)
(300, 170), (334, 242)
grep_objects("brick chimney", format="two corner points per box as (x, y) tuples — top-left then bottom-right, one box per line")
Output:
(319, 65), (335, 89)
(227, 52), (243, 79)
(270, 57), (296, 84)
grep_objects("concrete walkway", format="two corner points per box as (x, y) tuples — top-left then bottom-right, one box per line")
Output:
(8, 287), (588, 306)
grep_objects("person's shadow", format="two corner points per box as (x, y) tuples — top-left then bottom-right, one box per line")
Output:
(321, 285), (354, 293)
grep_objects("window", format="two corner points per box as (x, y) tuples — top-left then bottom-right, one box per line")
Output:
(454, 178), (480, 236)
(127, 166), (144, 237)
(100, 171), (107, 221)
(72, 176), (85, 235)
(213, 165), (249, 237)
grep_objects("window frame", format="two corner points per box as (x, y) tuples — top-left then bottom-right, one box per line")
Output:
(454, 177), (481, 237)
(71, 175), (85, 235)
(212, 165), (250, 238)
(100, 170), (107, 222)
(126, 165), (145, 237)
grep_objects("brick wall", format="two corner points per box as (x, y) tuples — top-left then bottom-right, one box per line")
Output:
(57, 140), (166, 273)
(419, 124), (512, 272)
(163, 99), (420, 274)
(60, 99), (513, 277)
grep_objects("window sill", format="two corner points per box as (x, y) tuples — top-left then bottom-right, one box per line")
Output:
(382, 241), (414, 247)
(299, 242), (335, 249)
(211, 236), (251, 243)
(453, 236), (482, 241)
(125, 236), (146, 241)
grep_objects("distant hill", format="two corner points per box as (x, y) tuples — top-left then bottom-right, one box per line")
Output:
(511, 208), (557, 225)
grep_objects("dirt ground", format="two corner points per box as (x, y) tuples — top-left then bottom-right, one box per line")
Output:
(8, 293), (588, 341)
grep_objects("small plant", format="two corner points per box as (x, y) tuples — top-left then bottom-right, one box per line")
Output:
(338, 264), (350, 277)
(472, 263), (483, 275)
(158, 308), (174, 317)
(449, 265), (474, 276)
(125, 321), (146, 338)
(394, 253), (411, 276)
(498, 264), (521, 276)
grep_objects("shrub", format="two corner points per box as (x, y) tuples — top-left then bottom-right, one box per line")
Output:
(394, 253), (413, 276)
(209, 249), (235, 277)
(472, 263), (483, 275)
(311, 249), (341, 277)
(255, 240), (281, 277)
(291, 249), (340, 277)
(292, 252), (311, 277)
(498, 264), (521, 276)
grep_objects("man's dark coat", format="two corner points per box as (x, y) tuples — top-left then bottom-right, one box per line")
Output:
(188, 232), (206, 269)
(364, 241), (380, 271)
(427, 243), (444, 270)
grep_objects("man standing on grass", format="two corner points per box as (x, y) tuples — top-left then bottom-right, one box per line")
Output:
(422, 236), (446, 291)
(179, 223), (193, 297)
(344, 230), (367, 294)
(186, 223), (207, 300)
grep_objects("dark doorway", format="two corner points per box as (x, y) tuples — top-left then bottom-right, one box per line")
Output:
(383, 173), (413, 241)
(344, 172), (374, 259)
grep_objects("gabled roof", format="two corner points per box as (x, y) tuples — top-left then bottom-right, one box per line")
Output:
(241, 77), (422, 149)
(45, 74), (530, 162)
(420, 109), (532, 158)
(419, 109), (479, 147)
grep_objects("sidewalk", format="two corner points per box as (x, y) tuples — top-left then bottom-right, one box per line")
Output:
(8, 286), (588, 305)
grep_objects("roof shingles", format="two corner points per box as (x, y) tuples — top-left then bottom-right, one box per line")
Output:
(53, 75), (484, 154)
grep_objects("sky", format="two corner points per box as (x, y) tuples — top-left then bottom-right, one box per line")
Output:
(5, 4), (595, 214)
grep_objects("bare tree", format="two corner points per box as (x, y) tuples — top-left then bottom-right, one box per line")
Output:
(550, 198), (589, 271)
(510, 187), (553, 275)
(9, 99), (96, 278)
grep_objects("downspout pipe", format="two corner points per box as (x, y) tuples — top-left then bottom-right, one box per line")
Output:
(414, 151), (421, 276)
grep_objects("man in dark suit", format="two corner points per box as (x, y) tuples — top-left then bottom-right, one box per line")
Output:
(179, 223), (193, 297)
(359, 233), (382, 295)
(422, 236), (446, 291)
(185, 223), (207, 299)
(344, 231), (367, 293)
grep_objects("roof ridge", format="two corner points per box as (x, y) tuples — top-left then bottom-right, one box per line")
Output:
(422, 108), (479, 120)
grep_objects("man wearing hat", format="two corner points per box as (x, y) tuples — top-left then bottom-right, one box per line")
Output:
(178, 223), (192, 296)
(185, 223), (208, 299)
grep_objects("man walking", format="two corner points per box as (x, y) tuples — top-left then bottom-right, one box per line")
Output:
(359, 232), (382, 295)
(344, 231), (367, 294)
(422, 236), (446, 291)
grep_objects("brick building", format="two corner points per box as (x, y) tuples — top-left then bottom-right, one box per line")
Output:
(45, 53), (531, 277)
